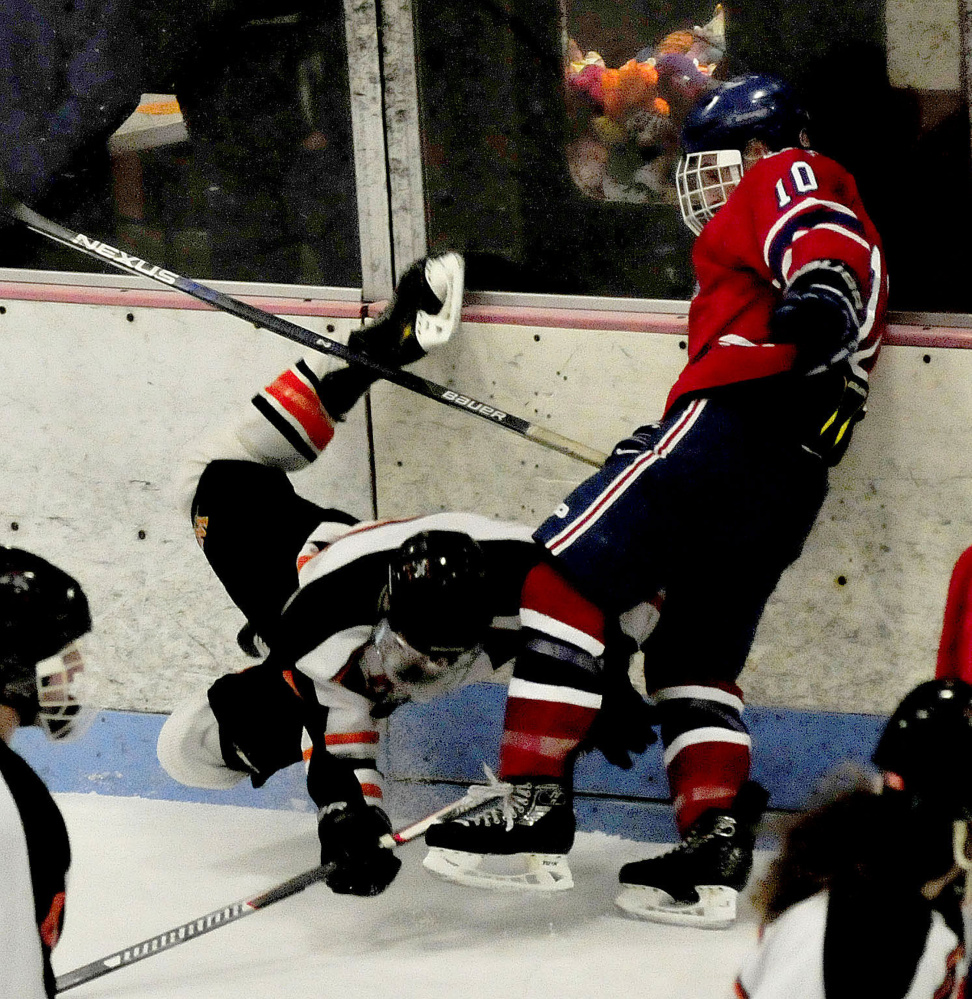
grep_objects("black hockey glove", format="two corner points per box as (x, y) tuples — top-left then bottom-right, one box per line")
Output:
(207, 663), (305, 788)
(770, 261), (863, 374)
(583, 640), (657, 770)
(610, 423), (661, 459)
(809, 369), (869, 466)
(317, 798), (402, 897)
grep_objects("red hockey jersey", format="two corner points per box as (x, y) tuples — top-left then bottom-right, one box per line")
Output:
(666, 149), (888, 414)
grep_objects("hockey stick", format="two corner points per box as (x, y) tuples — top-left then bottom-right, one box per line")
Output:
(54, 782), (504, 993)
(8, 202), (608, 469)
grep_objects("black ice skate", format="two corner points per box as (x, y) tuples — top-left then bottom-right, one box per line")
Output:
(423, 779), (576, 891)
(615, 781), (769, 928)
(348, 252), (464, 368)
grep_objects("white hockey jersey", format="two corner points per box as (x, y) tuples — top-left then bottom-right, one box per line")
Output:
(283, 510), (536, 803)
(0, 740), (70, 999)
(158, 508), (539, 807)
(736, 891), (962, 999)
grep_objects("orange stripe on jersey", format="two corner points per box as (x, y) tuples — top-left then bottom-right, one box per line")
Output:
(339, 517), (414, 539)
(359, 783), (383, 799)
(40, 891), (66, 949)
(325, 731), (380, 746)
(264, 369), (335, 451)
(296, 549), (323, 572)
(933, 944), (963, 999)
(302, 746), (313, 761)
(733, 980), (749, 999)
(281, 670), (302, 697)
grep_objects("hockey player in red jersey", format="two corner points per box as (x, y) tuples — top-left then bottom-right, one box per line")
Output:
(935, 544), (972, 685)
(423, 75), (889, 923)
(0, 547), (92, 998)
(156, 253), (562, 897)
(736, 679), (968, 998)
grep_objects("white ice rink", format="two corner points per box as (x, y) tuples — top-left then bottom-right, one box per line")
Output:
(52, 794), (768, 999)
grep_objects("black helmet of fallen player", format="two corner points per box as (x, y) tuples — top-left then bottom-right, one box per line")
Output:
(872, 678), (972, 821)
(676, 74), (810, 235)
(367, 530), (491, 708)
(387, 531), (491, 654)
(0, 547), (93, 740)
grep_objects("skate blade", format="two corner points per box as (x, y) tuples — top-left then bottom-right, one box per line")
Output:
(614, 884), (738, 929)
(415, 253), (464, 349)
(423, 847), (573, 892)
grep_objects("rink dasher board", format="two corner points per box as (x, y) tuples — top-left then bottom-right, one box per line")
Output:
(0, 291), (965, 759)
(13, 691), (885, 844)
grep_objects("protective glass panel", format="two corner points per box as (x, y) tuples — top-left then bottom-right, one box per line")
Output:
(0, 5), (361, 288)
(414, 0), (971, 312)
(413, 0), (696, 299)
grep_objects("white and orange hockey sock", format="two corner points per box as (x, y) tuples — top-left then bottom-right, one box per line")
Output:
(175, 353), (344, 518)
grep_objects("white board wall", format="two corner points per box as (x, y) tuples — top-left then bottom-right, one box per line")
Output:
(1, 296), (968, 716)
(0, 298), (369, 711)
(373, 323), (972, 716)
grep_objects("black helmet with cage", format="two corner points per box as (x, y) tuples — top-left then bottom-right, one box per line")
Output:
(363, 530), (492, 712)
(0, 547), (92, 740)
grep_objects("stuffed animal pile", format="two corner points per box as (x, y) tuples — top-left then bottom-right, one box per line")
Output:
(565, 5), (724, 202)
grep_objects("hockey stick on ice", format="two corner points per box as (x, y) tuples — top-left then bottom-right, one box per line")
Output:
(8, 202), (608, 468)
(54, 780), (506, 993)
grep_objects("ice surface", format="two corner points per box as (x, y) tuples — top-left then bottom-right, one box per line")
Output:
(52, 794), (768, 998)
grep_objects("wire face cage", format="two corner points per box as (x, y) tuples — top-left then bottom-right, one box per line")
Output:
(675, 149), (744, 235)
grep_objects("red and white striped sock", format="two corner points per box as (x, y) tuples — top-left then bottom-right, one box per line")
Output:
(499, 562), (606, 781)
(654, 682), (752, 835)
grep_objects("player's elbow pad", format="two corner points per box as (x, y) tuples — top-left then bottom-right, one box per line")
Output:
(771, 261), (863, 372)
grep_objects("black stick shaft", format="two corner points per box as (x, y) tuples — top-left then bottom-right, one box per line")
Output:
(10, 203), (607, 468)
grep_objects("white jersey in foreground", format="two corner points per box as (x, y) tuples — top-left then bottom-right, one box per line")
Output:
(736, 891), (961, 999)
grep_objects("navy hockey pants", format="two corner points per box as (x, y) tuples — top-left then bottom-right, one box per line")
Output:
(534, 390), (830, 689)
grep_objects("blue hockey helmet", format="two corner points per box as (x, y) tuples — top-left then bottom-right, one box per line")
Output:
(676, 74), (809, 235)
(681, 74), (809, 155)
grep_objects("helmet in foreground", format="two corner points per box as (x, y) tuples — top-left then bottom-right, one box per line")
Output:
(0, 547), (92, 740)
(676, 74), (810, 235)
(872, 678), (972, 820)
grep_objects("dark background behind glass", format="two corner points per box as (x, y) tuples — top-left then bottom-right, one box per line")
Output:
(4, 3), (361, 288)
(415, 0), (972, 312)
(4, 0), (969, 313)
